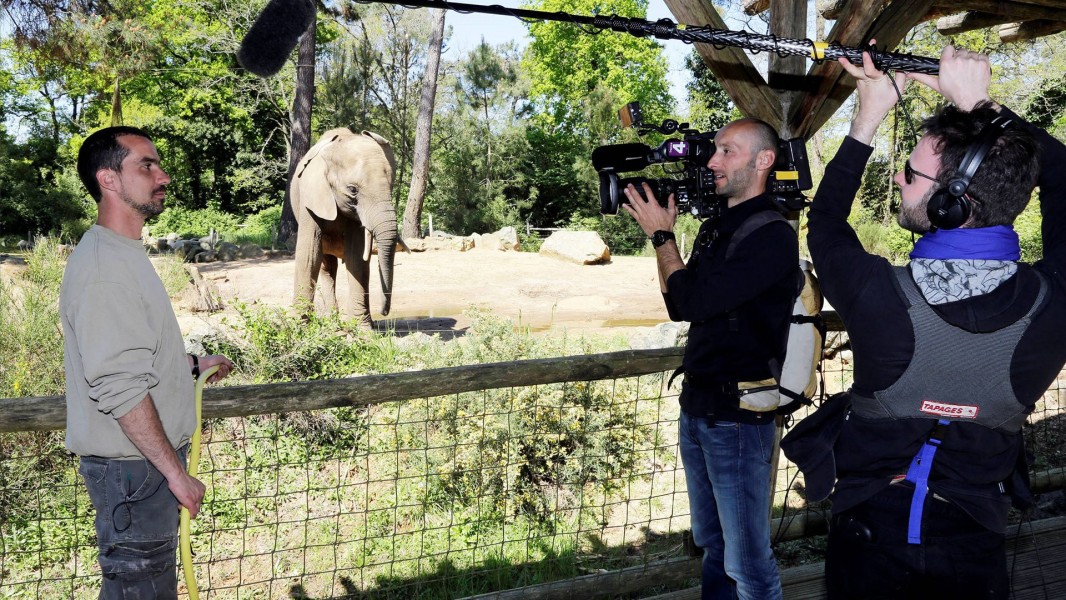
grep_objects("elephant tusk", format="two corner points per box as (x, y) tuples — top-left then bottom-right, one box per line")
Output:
(363, 228), (373, 262)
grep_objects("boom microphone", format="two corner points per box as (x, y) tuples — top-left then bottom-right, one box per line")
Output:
(237, 0), (317, 78)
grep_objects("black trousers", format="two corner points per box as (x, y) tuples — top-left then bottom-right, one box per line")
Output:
(825, 485), (1008, 600)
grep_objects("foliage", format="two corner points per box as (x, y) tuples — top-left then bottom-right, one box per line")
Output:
(0, 238), (67, 398)
(1025, 71), (1066, 137)
(566, 213), (645, 256)
(203, 303), (401, 383)
(1015, 197), (1043, 263)
(147, 205), (242, 239)
(153, 253), (192, 298)
(233, 204), (283, 246)
(0, 130), (88, 239)
(523, 0), (672, 135)
(684, 49), (739, 132)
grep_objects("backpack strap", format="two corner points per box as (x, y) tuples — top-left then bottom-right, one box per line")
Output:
(723, 210), (791, 333)
(724, 210), (789, 261)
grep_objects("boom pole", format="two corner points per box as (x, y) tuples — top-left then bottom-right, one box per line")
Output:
(362, 0), (941, 74)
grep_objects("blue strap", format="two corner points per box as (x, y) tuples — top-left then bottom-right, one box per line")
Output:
(904, 420), (950, 545)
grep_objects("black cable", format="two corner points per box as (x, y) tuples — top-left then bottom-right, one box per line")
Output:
(1009, 511), (1050, 600)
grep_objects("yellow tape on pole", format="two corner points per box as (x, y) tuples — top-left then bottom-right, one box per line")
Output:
(180, 364), (218, 600)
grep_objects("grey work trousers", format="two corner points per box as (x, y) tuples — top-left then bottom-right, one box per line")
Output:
(79, 447), (186, 600)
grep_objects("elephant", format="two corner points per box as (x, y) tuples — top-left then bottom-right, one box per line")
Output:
(291, 128), (402, 325)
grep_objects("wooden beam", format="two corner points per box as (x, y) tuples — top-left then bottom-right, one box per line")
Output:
(936, 0), (1066, 22)
(937, 11), (1015, 34)
(817, 0), (848, 20)
(663, 0), (783, 128)
(744, 0), (769, 15)
(998, 19), (1066, 41)
(789, 0), (936, 139)
(770, 0), (809, 137)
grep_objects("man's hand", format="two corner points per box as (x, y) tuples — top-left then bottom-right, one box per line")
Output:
(838, 40), (907, 145)
(169, 472), (206, 518)
(622, 183), (678, 237)
(198, 354), (235, 383)
(908, 45), (996, 112)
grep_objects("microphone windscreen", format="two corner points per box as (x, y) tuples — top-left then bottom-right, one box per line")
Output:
(591, 143), (652, 172)
(237, 0), (316, 78)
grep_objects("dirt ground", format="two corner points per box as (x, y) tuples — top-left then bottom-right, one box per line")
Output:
(186, 249), (672, 338)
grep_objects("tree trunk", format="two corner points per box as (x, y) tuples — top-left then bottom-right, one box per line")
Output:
(111, 77), (122, 126)
(279, 17), (317, 248)
(402, 8), (446, 240)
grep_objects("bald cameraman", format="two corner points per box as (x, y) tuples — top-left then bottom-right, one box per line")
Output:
(625, 117), (794, 600)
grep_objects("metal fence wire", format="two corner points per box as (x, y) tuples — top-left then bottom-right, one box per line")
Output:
(1, 338), (1064, 599)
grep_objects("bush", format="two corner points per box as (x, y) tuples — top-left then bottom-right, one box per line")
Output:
(148, 206), (242, 239)
(229, 205), (283, 247)
(203, 302), (400, 383)
(0, 238), (67, 399)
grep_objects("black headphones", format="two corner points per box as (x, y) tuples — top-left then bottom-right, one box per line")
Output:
(926, 114), (1014, 231)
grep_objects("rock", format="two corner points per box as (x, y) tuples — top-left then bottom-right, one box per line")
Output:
(217, 242), (239, 261)
(538, 231), (611, 264)
(629, 322), (690, 350)
(405, 238), (428, 252)
(496, 226), (520, 250)
(475, 227), (521, 251)
(238, 244), (265, 259)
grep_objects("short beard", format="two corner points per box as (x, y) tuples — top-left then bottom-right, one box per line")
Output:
(122, 190), (163, 218)
(897, 190), (933, 234)
(717, 156), (758, 200)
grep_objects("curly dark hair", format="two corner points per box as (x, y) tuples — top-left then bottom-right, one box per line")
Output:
(921, 102), (1040, 227)
(76, 126), (154, 202)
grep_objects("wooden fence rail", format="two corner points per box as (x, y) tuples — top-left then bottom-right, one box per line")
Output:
(0, 347), (686, 432)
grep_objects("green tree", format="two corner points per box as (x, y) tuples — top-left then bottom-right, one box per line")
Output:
(684, 49), (737, 132)
(455, 39), (519, 207)
(523, 0), (672, 135)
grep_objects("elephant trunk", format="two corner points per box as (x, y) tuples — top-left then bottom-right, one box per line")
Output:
(364, 204), (398, 316)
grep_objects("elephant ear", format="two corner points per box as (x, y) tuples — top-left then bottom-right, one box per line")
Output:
(298, 132), (345, 221)
(361, 130), (397, 185)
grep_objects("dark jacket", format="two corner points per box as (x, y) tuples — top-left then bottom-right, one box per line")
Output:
(665, 193), (798, 424)
(806, 107), (1066, 533)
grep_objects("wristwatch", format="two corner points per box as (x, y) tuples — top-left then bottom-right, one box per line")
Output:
(650, 230), (675, 248)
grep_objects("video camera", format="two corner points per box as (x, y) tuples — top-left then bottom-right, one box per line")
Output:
(592, 102), (813, 219)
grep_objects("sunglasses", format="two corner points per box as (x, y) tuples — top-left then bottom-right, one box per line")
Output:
(904, 160), (937, 185)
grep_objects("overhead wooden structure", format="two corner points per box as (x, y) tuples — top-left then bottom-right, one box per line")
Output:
(663, 0), (1066, 139)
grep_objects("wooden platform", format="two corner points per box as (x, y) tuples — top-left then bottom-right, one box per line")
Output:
(645, 516), (1066, 600)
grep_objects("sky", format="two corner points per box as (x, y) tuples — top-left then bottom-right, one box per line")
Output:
(441, 0), (693, 109)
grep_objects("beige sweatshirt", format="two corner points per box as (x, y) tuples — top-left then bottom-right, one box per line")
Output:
(60, 225), (194, 459)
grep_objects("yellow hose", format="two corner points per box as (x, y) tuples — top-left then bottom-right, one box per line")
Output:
(180, 364), (219, 600)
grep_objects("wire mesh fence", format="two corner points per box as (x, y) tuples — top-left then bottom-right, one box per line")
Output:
(1, 340), (1064, 599)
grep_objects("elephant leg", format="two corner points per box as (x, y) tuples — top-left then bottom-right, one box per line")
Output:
(293, 217), (324, 315)
(343, 227), (373, 328)
(320, 254), (339, 314)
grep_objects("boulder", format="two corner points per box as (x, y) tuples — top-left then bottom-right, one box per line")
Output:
(475, 227), (521, 251)
(216, 242), (239, 261)
(539, 231), (611, 265)
(239, 244), (265, 259)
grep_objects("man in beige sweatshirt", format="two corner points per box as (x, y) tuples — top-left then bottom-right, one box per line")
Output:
(61, 126), (233, 599)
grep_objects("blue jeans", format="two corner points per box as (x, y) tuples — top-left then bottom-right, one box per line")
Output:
(79, 448), (186, 600)
(679, 411), (782, 600)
